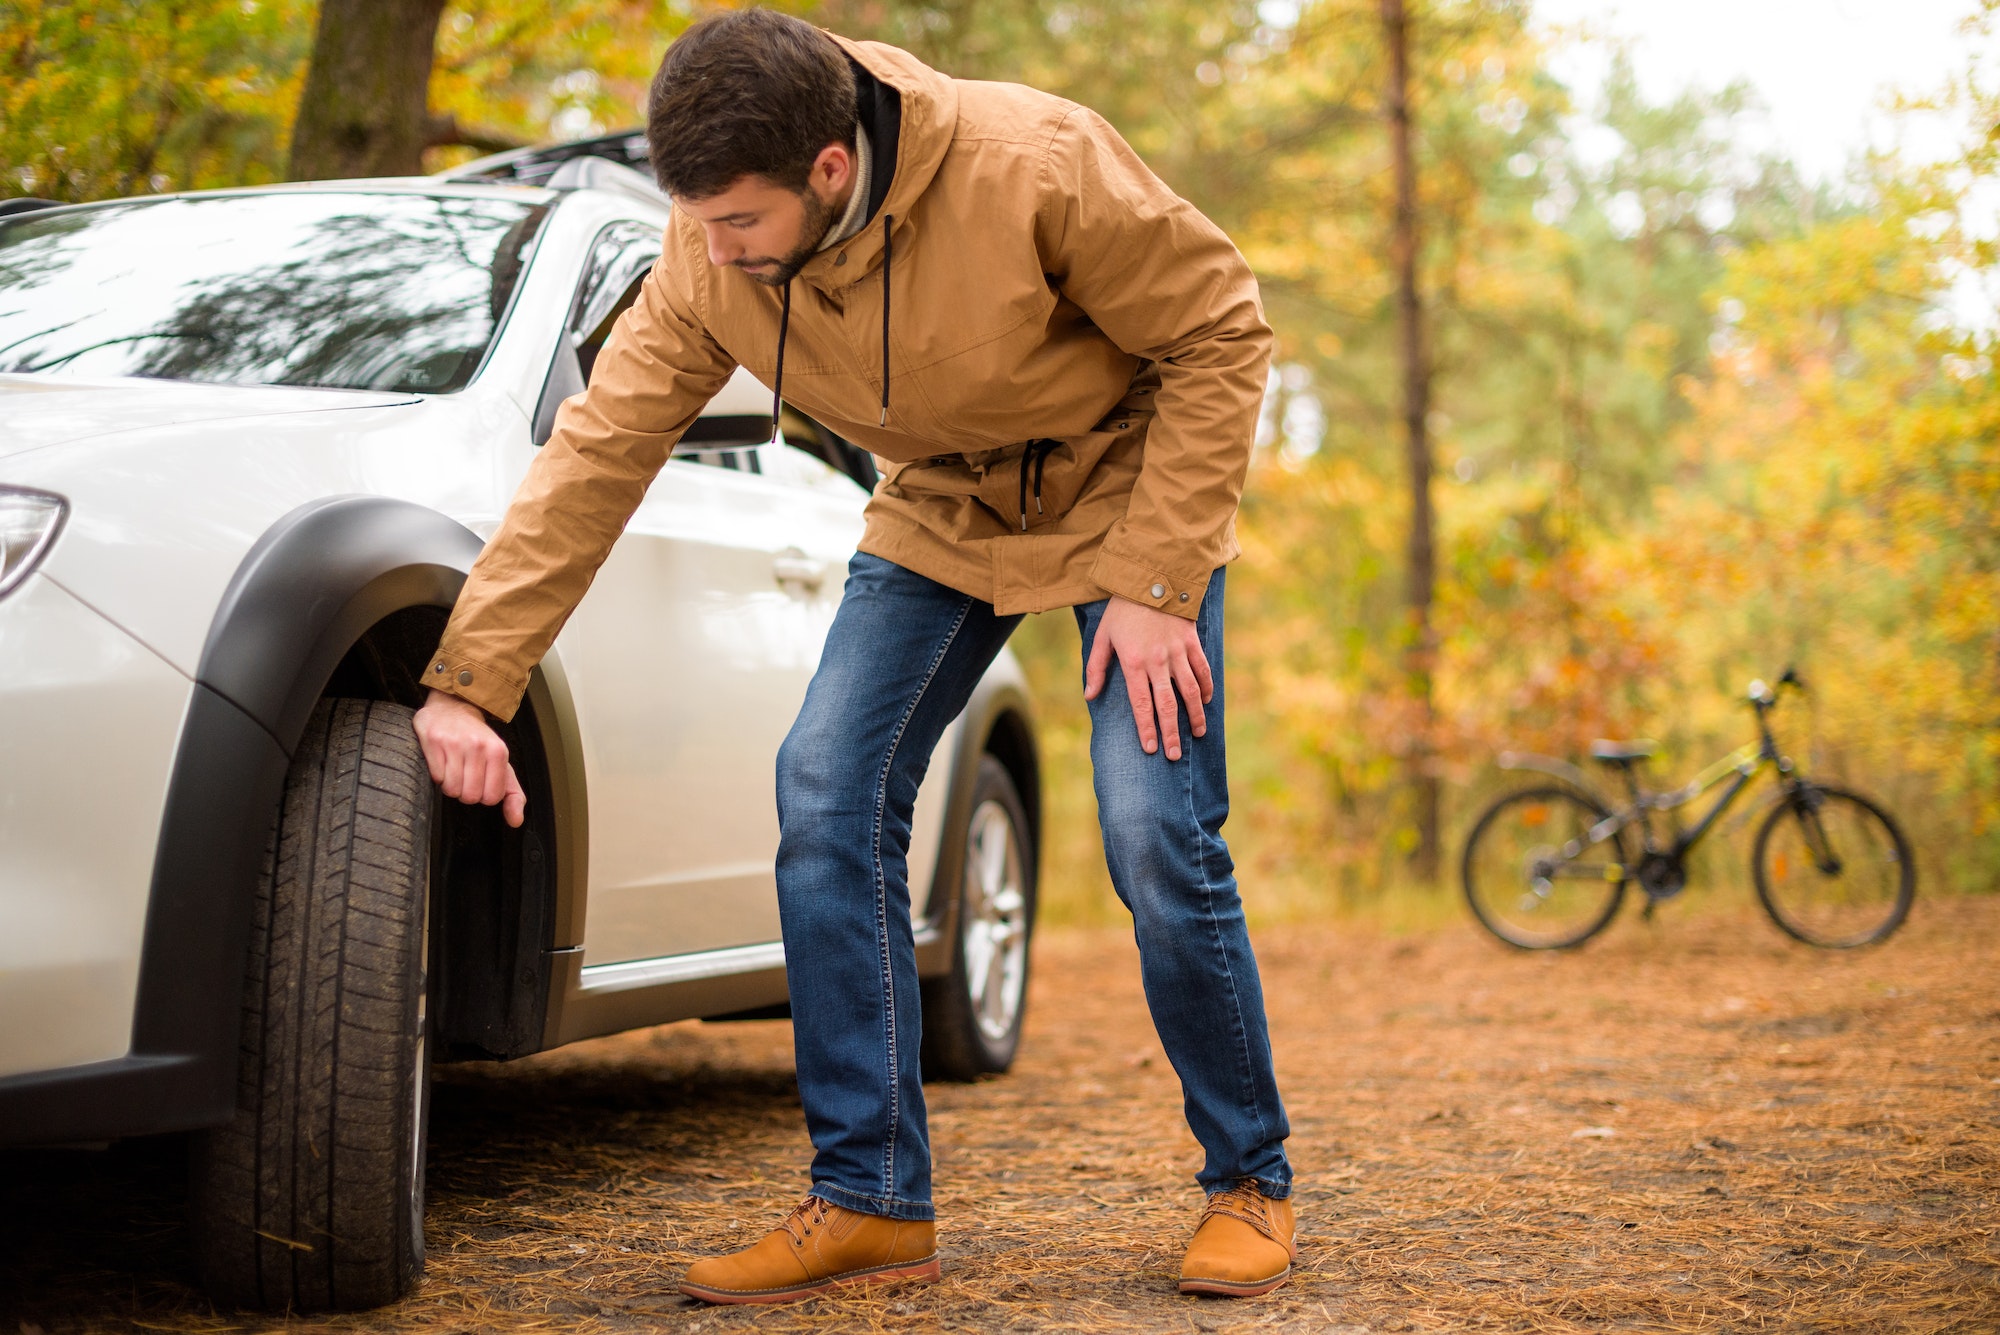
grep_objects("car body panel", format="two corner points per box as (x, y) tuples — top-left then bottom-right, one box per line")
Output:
(0, 574), (190, 1079)
(12, 392), (522, 677)
(0, 374), (419, 462)
(562, 451), (822, 962)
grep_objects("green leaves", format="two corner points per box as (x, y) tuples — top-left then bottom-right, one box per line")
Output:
(1, 0), (312, 202)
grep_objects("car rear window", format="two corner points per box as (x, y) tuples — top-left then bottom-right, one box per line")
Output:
(0, 191), (548, 394)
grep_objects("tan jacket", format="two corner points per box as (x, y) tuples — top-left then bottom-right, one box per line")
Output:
(428, 35), (1271, 722)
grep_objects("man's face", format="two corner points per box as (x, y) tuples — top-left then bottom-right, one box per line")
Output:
(682, 143), (853, 288)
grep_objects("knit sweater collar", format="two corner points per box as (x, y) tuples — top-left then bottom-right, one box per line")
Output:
(816, 120), (873, 253)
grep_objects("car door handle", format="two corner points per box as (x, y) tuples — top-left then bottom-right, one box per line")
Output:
(772, 550), (826, 591)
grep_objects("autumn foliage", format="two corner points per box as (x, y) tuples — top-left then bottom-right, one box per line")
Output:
(4, 0), (1993, 914)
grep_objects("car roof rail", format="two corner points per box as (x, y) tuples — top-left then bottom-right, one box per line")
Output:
(438, 129), (651, 187)
(0, 198), (62, 220)
(541, 155), (670, 208)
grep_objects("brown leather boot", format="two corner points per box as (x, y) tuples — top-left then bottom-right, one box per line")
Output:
(1178, 1181), (1296, 1297)
(679, 1195), (940, 1305)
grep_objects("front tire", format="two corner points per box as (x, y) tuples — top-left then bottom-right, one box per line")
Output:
(191, 699), (434, 1311)
(1753, 783), (1914, 947)
(921, 756), (1036, 1080)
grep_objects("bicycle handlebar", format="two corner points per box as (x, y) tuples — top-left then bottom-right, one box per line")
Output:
(1749, 666), (1808, 708)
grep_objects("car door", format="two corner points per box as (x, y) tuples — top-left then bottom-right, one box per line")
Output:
(755, 426), (956, 924)
(546, 221), (826, 965)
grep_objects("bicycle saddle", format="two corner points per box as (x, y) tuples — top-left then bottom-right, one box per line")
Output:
(1589, 739), (1657, 762)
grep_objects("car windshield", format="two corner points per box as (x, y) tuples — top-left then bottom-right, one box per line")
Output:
(0, 191), (549, 394)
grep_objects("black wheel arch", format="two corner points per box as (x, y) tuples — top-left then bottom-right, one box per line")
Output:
(0, 496), (582, 1146)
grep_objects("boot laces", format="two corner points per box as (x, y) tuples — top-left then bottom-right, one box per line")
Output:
(1201, 1181), (1277, 1240)
(782, 1195), (833, 1248)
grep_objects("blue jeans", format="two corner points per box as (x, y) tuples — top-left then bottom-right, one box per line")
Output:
(774, 553), (1292, 1221)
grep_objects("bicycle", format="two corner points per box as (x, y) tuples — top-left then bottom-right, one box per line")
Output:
(1461, 668), (1916, 949)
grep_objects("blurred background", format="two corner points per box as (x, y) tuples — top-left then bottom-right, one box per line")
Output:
(8, 0), (1995, 924)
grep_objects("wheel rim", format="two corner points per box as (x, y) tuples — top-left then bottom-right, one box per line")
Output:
(1466, 790), (1624, 947)
(1762, 793), (1906, 946)
(962, 798), (1028, 1045)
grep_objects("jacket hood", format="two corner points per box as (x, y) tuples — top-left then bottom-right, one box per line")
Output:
(0, 374), (418, 464)
(801, 35), (961, 293)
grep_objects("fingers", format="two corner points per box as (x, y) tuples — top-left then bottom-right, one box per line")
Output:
(1084, 625), (1114, 701)
(414, 715), (446, 786)
(414, 695), (526, 820)
(1172, 651), (1207, 740)
(1149, 661), (1182, 760)
(1122, 656), (1159, 755)
(502, 765), (527, 829)
(1187, 632), (1215, 705)
(461, 733), (509, 810)
(439, 741), (466, 803)
(480, 742), (511, 807)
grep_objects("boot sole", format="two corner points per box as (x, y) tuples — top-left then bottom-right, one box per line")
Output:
(1178, 1264), (1292, 1298)
(681, 1254), (942, 1305)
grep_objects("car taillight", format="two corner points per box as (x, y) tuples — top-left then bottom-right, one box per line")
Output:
(0, 486), (67, 600)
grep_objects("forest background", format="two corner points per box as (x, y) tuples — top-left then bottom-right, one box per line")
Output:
(5, 0), (1996, 923)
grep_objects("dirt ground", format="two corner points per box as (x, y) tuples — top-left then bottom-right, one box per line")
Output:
(5, 894), (1997, 1334)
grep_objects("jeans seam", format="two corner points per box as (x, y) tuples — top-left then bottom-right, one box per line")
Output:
(870, 593), (974, 1203)
(1185, 610), (1268, 1149)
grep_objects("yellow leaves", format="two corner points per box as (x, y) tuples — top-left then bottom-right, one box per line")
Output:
(1, 0), (311, 200)
(1626, 174), (2000, 862)
(427, 0), (699, 153)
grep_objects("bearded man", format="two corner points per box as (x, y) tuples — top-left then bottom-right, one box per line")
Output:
(412, 7), (1295, 1304)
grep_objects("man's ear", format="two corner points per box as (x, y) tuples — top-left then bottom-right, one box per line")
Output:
(808, 141), (855, 204)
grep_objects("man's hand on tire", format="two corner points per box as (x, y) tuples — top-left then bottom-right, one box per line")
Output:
(1083, 595), (1213, 762)
(413, 689), (526, 827)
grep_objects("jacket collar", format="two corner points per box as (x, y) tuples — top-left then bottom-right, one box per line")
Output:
(796, 34), (958, 294)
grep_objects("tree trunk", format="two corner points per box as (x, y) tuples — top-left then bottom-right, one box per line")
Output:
(1382, 0), (1440, 881)
(287, 0), (450, 181)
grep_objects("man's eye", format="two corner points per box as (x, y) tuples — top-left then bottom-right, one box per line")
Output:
(732, 219), (757, 231)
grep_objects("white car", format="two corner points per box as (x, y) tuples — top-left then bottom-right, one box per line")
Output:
(0, 136), (1040, 1311)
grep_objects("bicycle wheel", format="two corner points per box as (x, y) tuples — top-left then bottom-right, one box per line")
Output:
(1462, 786), (1628, 949)
(1753, 784), (1914, 947)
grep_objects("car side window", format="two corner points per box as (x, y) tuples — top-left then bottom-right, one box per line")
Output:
(532, 220), (659, 446)
(528, 216), (876, 495)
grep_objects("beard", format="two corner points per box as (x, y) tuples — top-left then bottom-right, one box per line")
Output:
(733, 188), (842, 288)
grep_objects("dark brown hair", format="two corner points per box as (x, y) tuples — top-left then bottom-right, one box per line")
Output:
(646, 9), (856, 200)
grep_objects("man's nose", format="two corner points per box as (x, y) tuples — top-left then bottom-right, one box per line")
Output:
(704, 226), (739, 268)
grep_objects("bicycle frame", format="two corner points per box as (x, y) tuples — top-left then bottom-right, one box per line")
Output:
(1594, 696), (1795, 866)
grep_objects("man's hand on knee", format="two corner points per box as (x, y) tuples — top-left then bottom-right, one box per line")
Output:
(1084, 596), (1213, 761)
(413, 688), (527, 827)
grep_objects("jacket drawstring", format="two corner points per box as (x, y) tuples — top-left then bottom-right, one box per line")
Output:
(1017, 438), (1059, 531)
(879, 213), (892, 426)
(773, 214), (887, 439)
(769, 278), (792, 443)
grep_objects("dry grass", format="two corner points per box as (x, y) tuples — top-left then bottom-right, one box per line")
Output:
(4, 893), (1997, 1333)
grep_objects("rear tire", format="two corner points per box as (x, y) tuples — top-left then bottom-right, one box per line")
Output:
(921, 756), (1036, 1080)
(1753, 784), (1914, 947)
(191, 698), (434, 1311)
(1462, 786), (1628, 949)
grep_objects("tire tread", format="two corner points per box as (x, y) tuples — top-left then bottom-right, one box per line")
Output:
(192, 699), (432, 1311)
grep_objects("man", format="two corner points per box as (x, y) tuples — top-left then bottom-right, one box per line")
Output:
(413, 8), (1294, 1305)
